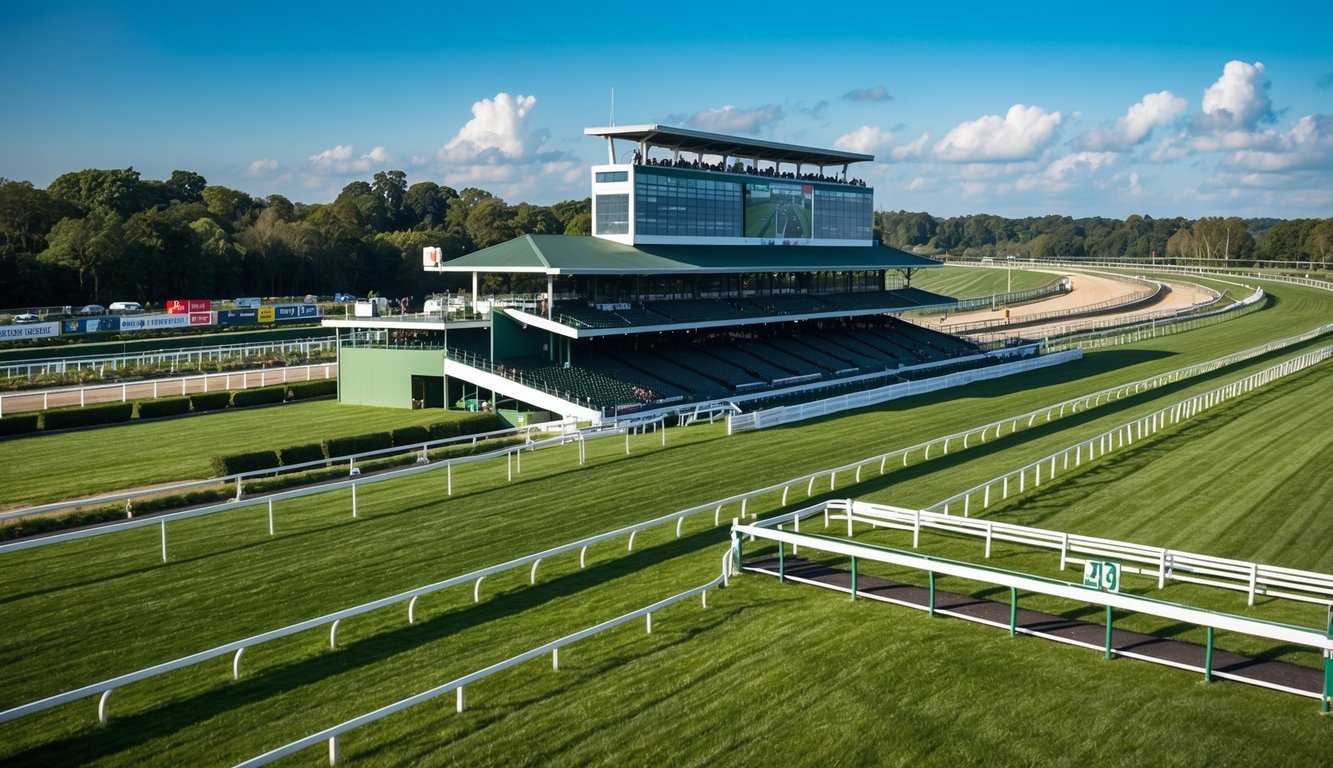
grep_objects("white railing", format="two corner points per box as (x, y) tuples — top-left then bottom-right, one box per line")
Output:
(0, 498), (736, 728)
(0, 363), (337, 417)
(234, 556), (732, 767)
(0, 335), (344, 380)
(732, 519), (1333, 706)
(820, 500), (1333, 606)
(922, 346), (1333, 595)
(728, 350), (1081, 433)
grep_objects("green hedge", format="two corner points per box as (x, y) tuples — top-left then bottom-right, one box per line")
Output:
(210, 450), (281, 477)
(391, 425), (429, 447)
(323, 431), (392, 458)
(427, 420), (461, 440)
(286, 379), (337, 400)
(0, 412), (41, 437)
(457, 412), (501, 436)
(190, 391), (232, 412)
(231, 386), (286, 408)
(41, 402), (134, 431)
(279, 443), (326, 467)
(134, 396), (192, 420)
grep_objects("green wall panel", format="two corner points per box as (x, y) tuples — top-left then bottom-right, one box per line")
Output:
(339, 347), (445, 408)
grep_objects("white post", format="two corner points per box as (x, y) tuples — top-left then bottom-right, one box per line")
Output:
(268, 499), (274, 536)
(160, 519), (167, 561)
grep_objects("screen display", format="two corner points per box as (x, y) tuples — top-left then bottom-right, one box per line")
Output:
(744, 181), (813, 239)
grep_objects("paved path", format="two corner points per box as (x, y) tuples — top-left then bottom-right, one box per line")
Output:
(744, 555), (1324, 699)
(0, 363), (338, 415)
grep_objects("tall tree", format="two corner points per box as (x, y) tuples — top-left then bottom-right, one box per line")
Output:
(39, 207), (125, 300)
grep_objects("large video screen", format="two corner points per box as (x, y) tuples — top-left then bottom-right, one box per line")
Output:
(744, 181), (813, 239)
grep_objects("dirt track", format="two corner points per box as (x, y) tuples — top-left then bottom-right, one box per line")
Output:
(920, 271), (1218, 340)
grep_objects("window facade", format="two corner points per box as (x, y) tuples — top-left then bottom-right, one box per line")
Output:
(634, 171), (743, 238)
(594, 194), (629, 235)
(813, 188), (874, 241)
(595, 171), (628, 183)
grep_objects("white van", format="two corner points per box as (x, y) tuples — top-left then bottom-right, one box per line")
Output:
(109, 301), (143, 314)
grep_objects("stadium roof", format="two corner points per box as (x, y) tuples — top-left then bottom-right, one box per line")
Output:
(429, 235), (939, 275)
(584, 124), (873, 167)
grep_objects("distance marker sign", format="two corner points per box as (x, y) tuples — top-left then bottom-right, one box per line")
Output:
(1082, 560), (1121, 592)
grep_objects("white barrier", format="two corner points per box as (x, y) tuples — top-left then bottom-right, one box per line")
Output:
(234, 555), (731, 767)
(733, 519), (1333, 708)
(0, 363), (337, 417)
(728, 350), (1082, 433)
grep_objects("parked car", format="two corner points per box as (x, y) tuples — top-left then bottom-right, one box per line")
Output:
(14, 313), (40, 324)
(333, 292), (357, 302)
(109, 301), (143, 313)
(77, 304), (106, 315)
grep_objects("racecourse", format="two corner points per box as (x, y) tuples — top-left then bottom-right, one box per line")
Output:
(1, 269), (1331, 766)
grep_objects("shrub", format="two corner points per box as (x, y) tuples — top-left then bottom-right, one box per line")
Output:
(427, 420), (461, 440)
(323, 431), (392, 459)
(286, 379), (338, 400)
(134, 396), (192, 420)
(190, 391), (232, 412)
(0, 413), (41, 437)
(457, 412), (501, 436)
(391, 425), (429, 447)
(41, 402), (135, 431)
(279, 443), (326, 467)
(210, 450), (280, 477)
(230, 386), (286, 408)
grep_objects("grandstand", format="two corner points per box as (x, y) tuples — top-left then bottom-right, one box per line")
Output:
(328, 123), (1034, 422)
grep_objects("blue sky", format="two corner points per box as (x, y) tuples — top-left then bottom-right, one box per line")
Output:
(2, 1), (1331, 219)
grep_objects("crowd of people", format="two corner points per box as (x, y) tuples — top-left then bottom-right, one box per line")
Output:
(634, 152), (867, 187)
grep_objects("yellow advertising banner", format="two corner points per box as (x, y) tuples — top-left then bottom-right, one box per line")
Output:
(257, 306), (276, 323)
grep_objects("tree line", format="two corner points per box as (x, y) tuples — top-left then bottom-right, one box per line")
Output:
(0, 168), (592, 310)
(878, 210), (1333, 266)
(2, 167), (1329, 310)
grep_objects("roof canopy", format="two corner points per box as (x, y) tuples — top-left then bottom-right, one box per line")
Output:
(585, 124), (873, 167)
(429, 235), (939, 276)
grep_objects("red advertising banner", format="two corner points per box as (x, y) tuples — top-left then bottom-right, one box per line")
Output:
(188, 311), (213, 326)
(166, 299), (211, 314)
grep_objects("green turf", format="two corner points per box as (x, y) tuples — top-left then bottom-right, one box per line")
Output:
(1, 274), (1331, 766)
(0, 402), (483, 507)
(911, 264), (1058, 298)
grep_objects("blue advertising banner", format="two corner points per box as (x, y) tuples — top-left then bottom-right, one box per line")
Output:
(216, 309), (259, 327)
(60, 317), (122, 334)
(274, 304), (299, 320)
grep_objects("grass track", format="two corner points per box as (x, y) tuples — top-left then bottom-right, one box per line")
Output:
(910, 264), (1057, 297)
(1, 275), (1332, 765)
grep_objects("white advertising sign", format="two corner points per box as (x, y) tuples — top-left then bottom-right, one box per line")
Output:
(0, 321), (60, 340)
(119, 314), (191, 331)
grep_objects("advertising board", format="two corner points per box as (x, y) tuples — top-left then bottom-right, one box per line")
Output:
(234, 297), (261, 309)
(119, 314), (191, 331)
(217, 309), (258, 327)
(0, 321), (60, 340)
(257, 306), (276, 323)
(61, 317), (122, 334)
(188, 311), (213, 326)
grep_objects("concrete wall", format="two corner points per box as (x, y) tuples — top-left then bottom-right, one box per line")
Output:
(339, 347), (445, 408)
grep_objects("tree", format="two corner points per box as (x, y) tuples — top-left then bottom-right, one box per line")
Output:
(465, 198), (517, 249)
(372, 170), (408, 228)
(402, 182), (448, 230)
(47, 168), (144, 217)
(513, 203), (560, 235)
(40, 207), (125, 300)
(564, 212), (592, 235)
(165, 170), (207, 204)
(202, 185), (258, 225)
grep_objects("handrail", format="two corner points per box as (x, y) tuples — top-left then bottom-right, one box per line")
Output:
(233, 557), (731, 767)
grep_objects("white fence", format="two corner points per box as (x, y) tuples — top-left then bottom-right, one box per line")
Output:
(0, 363), (337, 417)
(0, 334), (343, 381)
(235, 558), (732, 767)
(0, 491), (736, 728)
(923, 345), (1333, 593)
(733, 516), (1333, 707)
(824, 500), (1333, 606)
(727, 350), (1082, 433)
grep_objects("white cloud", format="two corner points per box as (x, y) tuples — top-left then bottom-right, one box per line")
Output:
(433, 92), (579, 200)
(1198, 60), (1273, 132)
(438, 93), (542, 164)
(934, 104), (1063, 162)
(1224, 115), (1333, 173)
(834, 125), (894, 154)
(1075, 91), (1186, 151)
(890, 133), (930, 161)
(244, 158), (278, 177)
(307, 145), (393, 174)
(1013, 152), (1117, 193)
(686, 104), (784, 134)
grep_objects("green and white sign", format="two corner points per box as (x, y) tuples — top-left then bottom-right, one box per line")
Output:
(1083, 560), (1121, 592)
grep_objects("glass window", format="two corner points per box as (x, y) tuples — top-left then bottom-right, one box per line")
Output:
(595, 194), (629, 235)
(595, 171), (628, 183)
